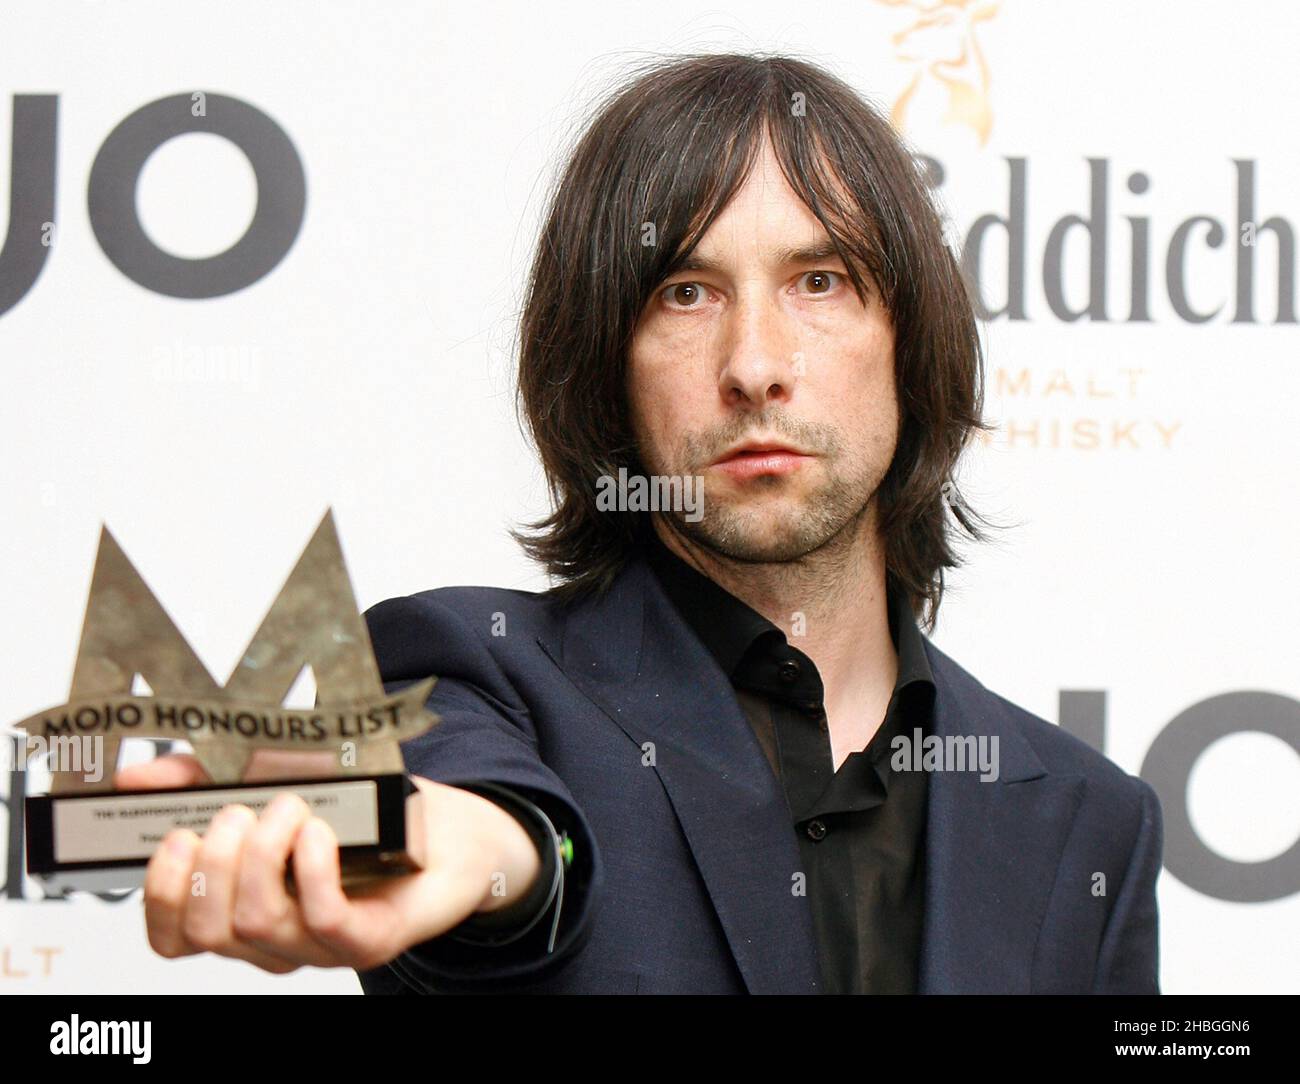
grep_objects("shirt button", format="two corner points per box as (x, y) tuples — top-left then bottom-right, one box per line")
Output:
(806, 819), (827, 841)
(778, 659), (801, 683)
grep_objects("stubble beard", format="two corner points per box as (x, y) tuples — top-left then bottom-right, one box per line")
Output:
(649, 413), (885, 566)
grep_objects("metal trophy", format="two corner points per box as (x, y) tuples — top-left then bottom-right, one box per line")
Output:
(9, 508), (438, 894)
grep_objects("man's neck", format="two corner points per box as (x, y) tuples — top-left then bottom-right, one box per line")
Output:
(651, 512), (899, 762)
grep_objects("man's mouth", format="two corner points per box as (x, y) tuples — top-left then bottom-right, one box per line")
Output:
(709, 440), (813, 480)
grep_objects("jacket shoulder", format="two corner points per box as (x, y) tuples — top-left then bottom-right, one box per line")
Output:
(364, 582), (562, 642)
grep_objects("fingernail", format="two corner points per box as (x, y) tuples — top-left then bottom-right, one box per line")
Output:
(165, 834), (194, 858)
(268, 792), (306, 819)
(212, 804), (253, 830)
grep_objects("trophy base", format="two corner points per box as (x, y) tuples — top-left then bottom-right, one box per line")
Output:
(25, 773), (424, 896)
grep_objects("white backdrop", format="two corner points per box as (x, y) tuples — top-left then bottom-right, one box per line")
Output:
(1, 0), (1296, 994)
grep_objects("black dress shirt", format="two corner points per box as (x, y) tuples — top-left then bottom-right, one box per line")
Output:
(645, 536), (937, 994)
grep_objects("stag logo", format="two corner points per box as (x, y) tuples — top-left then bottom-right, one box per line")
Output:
(879, 0), (999, 146)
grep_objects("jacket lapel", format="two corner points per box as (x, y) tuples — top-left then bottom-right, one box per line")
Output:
(916, 640), (1085, 993)
(537, 559), (823, 994)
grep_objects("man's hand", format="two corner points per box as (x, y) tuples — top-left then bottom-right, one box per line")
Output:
(114, 752), (542, 974)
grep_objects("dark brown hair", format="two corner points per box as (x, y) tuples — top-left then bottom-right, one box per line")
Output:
(513, 51), (1000, 632)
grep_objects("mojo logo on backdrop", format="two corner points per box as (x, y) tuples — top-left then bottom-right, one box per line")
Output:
(0, 91), (306, 318)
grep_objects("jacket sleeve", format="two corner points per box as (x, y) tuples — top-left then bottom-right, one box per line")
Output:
(1091, 778), (1163, 993)
(353, 592), (602, 994)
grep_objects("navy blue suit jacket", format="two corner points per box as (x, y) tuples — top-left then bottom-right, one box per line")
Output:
(355, 556), (1163, 994)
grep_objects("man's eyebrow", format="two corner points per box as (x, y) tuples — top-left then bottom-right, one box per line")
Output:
(771, 240), (846, 266)
(673, 239), (847, 275)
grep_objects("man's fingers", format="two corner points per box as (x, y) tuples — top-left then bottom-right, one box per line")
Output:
(294, 818), (398, 970)
(182, 804), (255, 953)
(141, 798), (442, 974)
(116, 753), (209, 790)
(177, 804), (300, 973)
(143, 829), (204, 959)
(235, 793), (312, 928)
(232, 794), (339, 967)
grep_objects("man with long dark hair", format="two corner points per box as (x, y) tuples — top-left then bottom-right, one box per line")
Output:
(124, 53), (1162, 994)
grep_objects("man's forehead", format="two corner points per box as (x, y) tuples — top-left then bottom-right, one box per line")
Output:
(668, 134), (865, 273)
(685, 173), (842, 264)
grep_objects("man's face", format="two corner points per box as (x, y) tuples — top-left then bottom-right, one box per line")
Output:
(627, 138), (900, 563)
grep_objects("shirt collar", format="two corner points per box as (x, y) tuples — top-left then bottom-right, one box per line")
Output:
(643, 533), (935, 694)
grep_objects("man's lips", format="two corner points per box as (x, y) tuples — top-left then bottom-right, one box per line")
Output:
(709, 443), (813, 480)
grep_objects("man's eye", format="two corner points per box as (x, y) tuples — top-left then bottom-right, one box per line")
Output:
(799, 270), (842, 295)
(662, 282), (709, 309)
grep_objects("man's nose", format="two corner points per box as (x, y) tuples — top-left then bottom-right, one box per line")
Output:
(717, 293), (799, 410)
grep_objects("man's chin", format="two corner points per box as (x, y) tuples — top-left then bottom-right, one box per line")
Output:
(667, 503), (843, 564)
